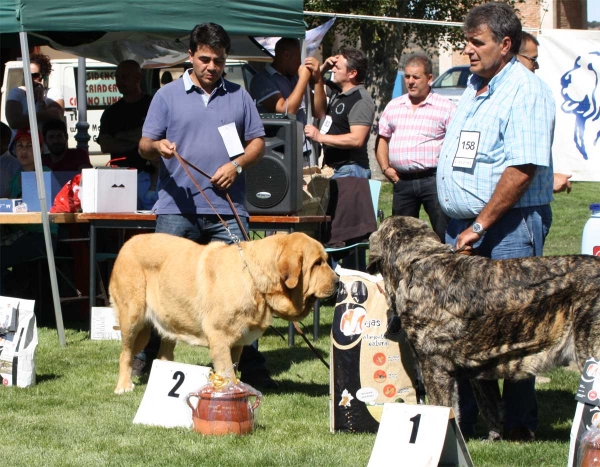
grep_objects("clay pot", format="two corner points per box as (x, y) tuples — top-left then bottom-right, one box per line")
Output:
(185, 383), (262, 436)
(581, 445), (600, 466)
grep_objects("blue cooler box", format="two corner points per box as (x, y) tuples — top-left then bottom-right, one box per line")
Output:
(21, 171), (78, 212)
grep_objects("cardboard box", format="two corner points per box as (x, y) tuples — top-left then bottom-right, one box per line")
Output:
(81, 168), (137, 213)
(21, 171), (78, 212)
(0, 199), (25, 213)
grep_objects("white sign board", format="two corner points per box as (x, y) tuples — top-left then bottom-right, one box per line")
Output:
(133, 360), (211, 428)
(90, 307), (121, 341)
(537, 29), (600, 181)
(368, 404), (472, 467)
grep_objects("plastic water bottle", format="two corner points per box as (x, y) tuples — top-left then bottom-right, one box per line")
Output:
(582, 203), (600, 257)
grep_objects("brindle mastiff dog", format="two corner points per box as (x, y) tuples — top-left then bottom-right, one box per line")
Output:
(367, 216), (600, 439)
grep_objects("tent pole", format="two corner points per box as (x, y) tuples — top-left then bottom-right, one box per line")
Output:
(19, 32), (67, 347)
(300, 39), (318, 167)
(75, 57), (90, 151)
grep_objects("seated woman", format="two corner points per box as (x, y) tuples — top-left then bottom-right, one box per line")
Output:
(5, 53), (64, 144)
(1, 129), (57, 289)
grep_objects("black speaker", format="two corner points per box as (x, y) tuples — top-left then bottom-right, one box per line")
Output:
(245, 115), (303, 215)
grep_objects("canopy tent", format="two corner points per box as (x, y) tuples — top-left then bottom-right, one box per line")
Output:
(1, 0), (305, 346)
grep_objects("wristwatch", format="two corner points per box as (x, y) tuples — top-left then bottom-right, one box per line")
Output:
(471, 222), (486, 237)
(231, 160), (242, 174)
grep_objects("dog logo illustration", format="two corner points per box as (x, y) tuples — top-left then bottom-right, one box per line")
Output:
(560, 51), (600, 160)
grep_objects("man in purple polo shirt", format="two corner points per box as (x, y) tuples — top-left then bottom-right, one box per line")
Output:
(137, 23), (277, 390)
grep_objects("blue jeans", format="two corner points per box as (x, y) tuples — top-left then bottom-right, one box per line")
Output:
(155, 214), (248, 244)
(144, 214), (267, 374)
(446, 205), (552, 435)
(331, 163), (371, 180)
(392, 175), (449, 242)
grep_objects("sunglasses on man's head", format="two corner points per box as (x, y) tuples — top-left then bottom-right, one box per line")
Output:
(31, 72), (45, 80)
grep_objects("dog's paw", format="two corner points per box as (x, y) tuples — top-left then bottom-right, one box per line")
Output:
(114, 383), (135, 395)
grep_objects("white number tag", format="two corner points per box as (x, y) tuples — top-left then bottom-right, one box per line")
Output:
(368, 404), (473, 466)
(320, 115), (332, 134)
(452, 131), (480, 169)
(133, 360), (211, 428)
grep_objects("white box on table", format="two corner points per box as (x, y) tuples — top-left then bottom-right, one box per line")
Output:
(81, 168), (137, 213)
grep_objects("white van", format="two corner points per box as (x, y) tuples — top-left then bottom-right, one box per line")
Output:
(1, 58), (118, 156)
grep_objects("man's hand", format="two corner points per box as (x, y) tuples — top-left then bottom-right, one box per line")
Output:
(305, 124), (321, 143)
(553, 173), (572, 194)
(304, 57), (322, 83)
(320, 55), (338, 74)
(455, 228), (481, 252)
(210, 162), (237, 190)
(383, 167), (399, 184)
(155, 139), (177, 159)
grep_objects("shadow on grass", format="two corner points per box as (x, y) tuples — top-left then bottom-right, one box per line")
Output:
(469, 388), (576, 442)
(36, 373), (59, 383)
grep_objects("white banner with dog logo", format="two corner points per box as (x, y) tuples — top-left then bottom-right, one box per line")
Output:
(368, 404), (473, 467)
(133, 360), (211, 428)
(537, 29), (600, 182)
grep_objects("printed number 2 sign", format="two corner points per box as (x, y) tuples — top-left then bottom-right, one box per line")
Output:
(133, 360), (211, 428)
(368, 404), (473, 467)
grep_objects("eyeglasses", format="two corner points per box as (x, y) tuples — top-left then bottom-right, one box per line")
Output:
(31, 72), (45, 80)
(518, 54), (539, 69)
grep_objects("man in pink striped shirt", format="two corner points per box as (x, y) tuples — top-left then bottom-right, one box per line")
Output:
(376, 54), (456, 241)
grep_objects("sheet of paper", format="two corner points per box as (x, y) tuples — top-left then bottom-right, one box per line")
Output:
(218, 122), (245, 158)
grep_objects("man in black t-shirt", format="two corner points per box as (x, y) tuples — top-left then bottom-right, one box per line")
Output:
(305, 46), (375, 179)
(98, 60), (152, 170)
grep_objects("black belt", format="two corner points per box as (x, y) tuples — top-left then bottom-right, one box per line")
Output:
(397, 168), (437, 181)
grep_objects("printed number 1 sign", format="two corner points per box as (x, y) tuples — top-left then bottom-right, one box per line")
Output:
(368, 404), (473, 467)
(133, 360), (211, 428)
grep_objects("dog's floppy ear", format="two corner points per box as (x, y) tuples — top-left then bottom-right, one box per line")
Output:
(277, 249), (302, 289)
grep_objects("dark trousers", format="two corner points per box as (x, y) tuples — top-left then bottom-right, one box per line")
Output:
(392, 174), (449, 243)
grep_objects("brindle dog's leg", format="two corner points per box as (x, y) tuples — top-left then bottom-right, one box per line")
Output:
(470, 379), (503, 440)
(420, 359), (457, 414)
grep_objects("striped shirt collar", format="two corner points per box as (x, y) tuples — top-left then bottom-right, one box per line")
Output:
(183, 68), (227, 95)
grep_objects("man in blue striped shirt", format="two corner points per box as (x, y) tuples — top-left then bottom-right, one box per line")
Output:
(437, 2), (555, 442)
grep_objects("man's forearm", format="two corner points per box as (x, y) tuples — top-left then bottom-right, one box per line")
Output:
(476, 164), (537, 230)
(138, 137), (162, 160)
(319, 128), (368, 149)
(236, 137), (265, 170)
(375, 135), (391, 170)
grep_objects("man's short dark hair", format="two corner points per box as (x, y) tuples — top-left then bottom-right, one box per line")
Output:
(339, 46), (368, 83)
(520, 31), (540, 50)
(464, 2), (522, 54)
(189, 23), (231, 54)
(405, 54), (433, 76)
(275, 38), (300, 56)
(42, 119), (68, 139)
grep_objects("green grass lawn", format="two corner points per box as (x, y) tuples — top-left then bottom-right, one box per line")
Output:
(1, 182), (597, 466)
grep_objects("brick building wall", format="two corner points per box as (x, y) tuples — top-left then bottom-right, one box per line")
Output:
(556, 0), (587, 29)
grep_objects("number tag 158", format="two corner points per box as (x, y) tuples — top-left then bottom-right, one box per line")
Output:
(368, 404), (473, 467)
(133, 360), (212, 428)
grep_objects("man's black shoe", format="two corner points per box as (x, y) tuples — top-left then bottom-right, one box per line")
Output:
(240, 370), (279, 391)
